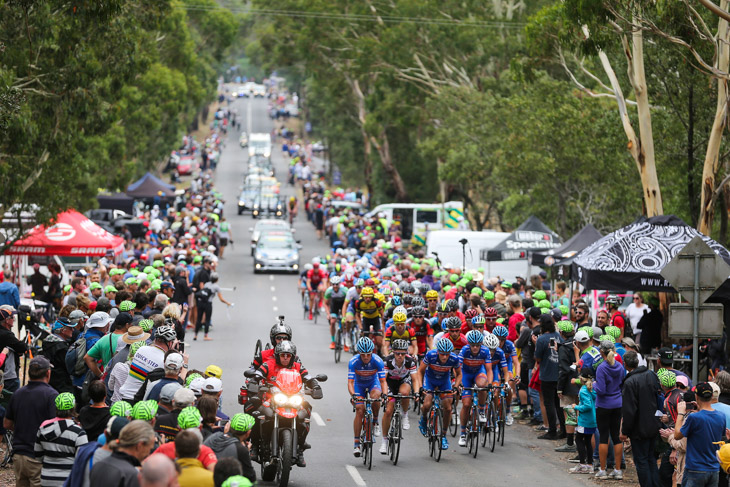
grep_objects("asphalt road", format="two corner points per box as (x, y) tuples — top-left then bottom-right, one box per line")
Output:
(190, 95), (594, 486)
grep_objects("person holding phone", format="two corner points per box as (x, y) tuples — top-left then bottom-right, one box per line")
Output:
(534, 314), (563, 440)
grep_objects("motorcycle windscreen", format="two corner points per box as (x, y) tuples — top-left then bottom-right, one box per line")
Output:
(276, 368), (303, 395)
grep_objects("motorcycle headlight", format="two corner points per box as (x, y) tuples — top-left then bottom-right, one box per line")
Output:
(288, 395), (303, 407)
(273, 393), (288, 406)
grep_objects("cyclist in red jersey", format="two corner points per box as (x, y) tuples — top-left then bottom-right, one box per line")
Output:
(306, 260), (328, 320)
(483, 307), (499, 333)
(408, 306), (434, 358)
(439, 317), (469, 350)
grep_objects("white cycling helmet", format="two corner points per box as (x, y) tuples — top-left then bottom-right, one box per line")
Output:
(304, 263), (313, 271)
(330, 276), (342, 285)
(393, 305), (407, 316)
(483, 333), (499, 350)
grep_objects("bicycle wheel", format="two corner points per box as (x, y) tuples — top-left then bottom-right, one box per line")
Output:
(434, 409), (444, 462)
(0, 431), (12, 467)
(390, 412), (401, 465)
(499, 397), (507, 446)
(427, 411), (436, 458)
(489, 404), (497, 452)
(334, 329), (342, 363)
(470, 406), (479, 458)
(363, 414), (373, 470)
(449, 401), (459, 437)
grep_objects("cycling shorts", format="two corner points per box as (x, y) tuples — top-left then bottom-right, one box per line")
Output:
(386, 376), (412, 395)
(361, 316), (382, 334)
(461, 367), (488, 397)
(423, 375), (452, 393)
(346, 302), (356, 321)
(353, 380), (381, 400)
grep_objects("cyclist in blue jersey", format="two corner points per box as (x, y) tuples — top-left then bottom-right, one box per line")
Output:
(348, 337), (387, 458)
(458, 330), (493, 447)
(493, 325), (519, 425)
(483, 333), (509, 385)
(417, 338), (461, 450)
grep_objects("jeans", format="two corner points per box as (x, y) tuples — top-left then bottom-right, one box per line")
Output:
(529, 388), (542, 421)
(631, 437), (660, 487)
(541, 380), (563, 434)
(682, 470), (719, 487)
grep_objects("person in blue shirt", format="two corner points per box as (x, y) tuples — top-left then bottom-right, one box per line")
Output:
(418, 338), (461, 450)
(348, 337), (386, 458)
(674, 382), (729, 487)
(457, 330), (492, 447)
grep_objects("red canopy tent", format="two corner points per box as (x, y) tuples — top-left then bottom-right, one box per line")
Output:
(5, 210), (125, 257)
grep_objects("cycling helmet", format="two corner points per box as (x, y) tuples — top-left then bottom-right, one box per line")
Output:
(229, 413), (256, 433)
(438, 301), (450, 313)
(330, 276), (342, 285)
(355, 278), (365, 287)
(365, 278), (375, 287)
(356, 337), (375, 354)
(464, 309), (479, 320)
(360, 287), (374, 297)
(436, 338), (454, 353)
(393, 311), (407, 323)
(425, 290), (439, 300)
(375, 292), (385, 302)
(493, 325), (508, 338)
(391, 296), (402, 307)
(605, 294), (620, 306)
(391, 339), (409, 352)
(304, 264), (313, 271)
(138, 319), (154, 332)
(177, 406), (203, 429)
(484, 307), (498, 319)
(155, 325), (177, 343)
(270, 321), (293, 344)
(110, 400), (132, 417)
(419, 283), (431, 295)
(411, 296), (426, 308)
(392, 287), (402, 297)
(222, 476), (250, 487)
(445, 316), (462, 330)
(471, 315), (486, 326)
(446, 299), (458, 313)
(411, 305), (426, 317)
(537, 299), (551, 309)
(393, 305), (407, 316)
(466, 329), (484, 345)
(55, 392), (75, 411)
(483, 333), (499, 350)
(398, 281), (410, 291)
(312, 257), (320, 265)
(402, 295), (413, 306)
(402, 283), (415, 295)
(274, 340), (297, 366)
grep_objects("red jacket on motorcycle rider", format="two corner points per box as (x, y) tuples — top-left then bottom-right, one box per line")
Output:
(250, 320), (294, 370)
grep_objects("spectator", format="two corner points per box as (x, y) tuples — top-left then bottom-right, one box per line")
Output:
(0, 271), (20, 309)
(534, 314), (563, 440)
(26, 263), (48, 300)
(0, 307), (28, 392)
(70, 312), (112, 399)
(656, 347), (692, 388)
(593, 341), (624, 480)
(79, 380), (111, 442)
(109, 341), (145, 403)
(84, 313), (136, 377)
(568, 367), (597, 474)
(34, 392), (88, 486)
(625, 293), (648, 343)
(155, 388), (196, 442)
(90, 420), (156, 487)
(4, 356), (57, 487)
(620, 350), (661, 486)
(514, 306), (540, 422)
(175, 429), (214, 487)
(204, 413), (256, 484)
(212, 458), (243, 487)
(118, 324), (178, 401)
(197, 396), (223, 439)
(556, 321), (580, 454)
(637, 297), (663, 355)
(156, 382), (182, 415)
(153, 406), (217, 471)
(64, 416), (129, 487)
(145, 352), (187, 401)
(674, 382), (729, 487)
(42, 317), (76, 393)
(139, 454), (178, 487)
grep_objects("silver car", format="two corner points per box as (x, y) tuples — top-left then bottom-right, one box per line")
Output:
(250, 219), (293, 255)
(253, 232), (301, 274)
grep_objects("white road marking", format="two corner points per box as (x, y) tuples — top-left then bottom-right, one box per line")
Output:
(247, 97), (252, 133)
(273, 306), (278, 312)
(269, 275), (274, 281)
(311, 412), (325, 426)
(270, 286), (276, 292)
(346, 465), (366, 486)
(272, 296), (277, 302)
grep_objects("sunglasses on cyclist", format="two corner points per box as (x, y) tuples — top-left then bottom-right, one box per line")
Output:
(427, 299), (438, 302)
(472, 325), (484, 330)
(394, 352), (407, 356)
(279, 353), (293, 358)
(274, 335), (289, 341)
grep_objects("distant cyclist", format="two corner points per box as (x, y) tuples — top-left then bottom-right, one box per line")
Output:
(306, 260), (328, 320)
(324, 276), (348, 350)
(493, 325), (518, 425)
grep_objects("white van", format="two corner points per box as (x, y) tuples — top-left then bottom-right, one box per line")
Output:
(248, 133), (272, 158)
(366, 201), (467, 244)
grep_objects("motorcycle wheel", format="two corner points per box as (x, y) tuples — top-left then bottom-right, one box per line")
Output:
(277, 429), (293, 487)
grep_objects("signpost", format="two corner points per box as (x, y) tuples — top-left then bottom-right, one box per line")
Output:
(660, 236), (730, 383)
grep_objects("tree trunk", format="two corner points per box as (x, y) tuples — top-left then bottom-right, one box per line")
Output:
(698, 0), (730, 236)
(370, 131), (408, 201)
(720, 184), (729, 245)
(688, 84), (698, 226)
(349, 78), (374, 200)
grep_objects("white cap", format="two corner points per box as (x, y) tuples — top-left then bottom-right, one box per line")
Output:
(164, 352), (184, 370)
(575, 330), (590, 343)
(189, 377), (205, 396)
(86, 312), (112, 329)
(202, 377), (222, 393)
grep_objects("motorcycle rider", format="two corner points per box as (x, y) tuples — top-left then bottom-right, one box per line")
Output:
(248, 318), (294, 372)
(252, 341), (322, 468)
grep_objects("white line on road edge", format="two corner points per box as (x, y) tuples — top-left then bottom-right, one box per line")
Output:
(311, 412), (325, 427)
(345, 465), (366, 487)
(247, 97), (252, 133)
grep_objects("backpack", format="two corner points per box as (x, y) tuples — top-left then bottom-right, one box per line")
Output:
(65, 336), (88, 377)
(195, 286), (214, 302)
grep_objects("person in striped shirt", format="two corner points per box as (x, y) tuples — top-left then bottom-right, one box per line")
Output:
(34, 392), (88, 487)
(117, 325), (178, 401)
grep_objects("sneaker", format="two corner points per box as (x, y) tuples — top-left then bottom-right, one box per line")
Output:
(555, 443), (577, 453)
(402, 414), (410, 430)
(568, 455), (581, 463)
(441, 437), (449, 450)
(458, 435), (467, 447)
(534, 425), (548, 432)
(373, 424), (381, 437)
(309, 312), (313, 320)
(353, 446), (361, 458)
(515, 409), (529, 420)
(419, 417), (427, 436)
(505, 414), (514, 426)
(296, 452), (306, 467)
(594, 470), (608, 480)
(609, 470), (623, 480)
(569, 465), (593, 474)
(479, 412), (487, 423)
(329, 342), (335, 350)
(537, 432), (558, 440)
(528, 418), (541, 426)
(379, 440), (388, 455)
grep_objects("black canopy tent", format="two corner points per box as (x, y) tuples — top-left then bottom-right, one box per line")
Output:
(97, 193), (135, 214)
(480, 215), (562, 262)
(571, 215), (730, 292)
(531, 223), (603, 267)
(126, 172), (176, 199)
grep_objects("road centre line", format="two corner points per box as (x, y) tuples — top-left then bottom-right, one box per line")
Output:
(346, 465), (366, 487)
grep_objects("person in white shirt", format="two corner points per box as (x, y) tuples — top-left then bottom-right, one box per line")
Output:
(625, 293), (649, 343)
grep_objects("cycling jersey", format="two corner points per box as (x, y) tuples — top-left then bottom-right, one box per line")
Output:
(306, 268), (328, 285)
(499, 340), (517, 372)
(407, 318), (434, 355)
(433, 332), (468, 352)
(488, 347), (509, 382)
(348, 354), (386, 397)
(354, 298), (383, 319)
(422, 349), (460, 391)
(324, 285), (348, 314)
(459, 345), (491, 397)
(383, 354), (417, 381)
(578, 346), (602, 371)
(384, 325), (416, 343)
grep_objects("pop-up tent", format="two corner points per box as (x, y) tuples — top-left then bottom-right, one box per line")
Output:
(5, 210), (125, 257)
(531, 223), (603, 266)
(126, 172), (176, 199)
(571, 215), (730, 292)
(480, 215), (562, 262)
(97, 192), (135, 214)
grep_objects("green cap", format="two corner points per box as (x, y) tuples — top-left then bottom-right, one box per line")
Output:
(177, 406), (203, 429)
(193, 256), (202, 263)
(472, 287), (483, 296)
(138, 319), (154, 332)
(151, 281), (161, 290)
(131, 400), (158, 421)
(105, 285), (117, 293)
(412, 263), (420, 271)
(477, 267), (485, 273)
(557, 320), (574, 333)
(578, 326), (593, 338)
(63, 285), (72, 293)
(604, 325), (621, 340)
(559, 305), (569, 316)
(484, 291), (495, 300)
(89, 282), (102, 290)
(432, 270), (441, 278)
(229, 413), (256, 433)
(119, 301), (135, 312)
(449, 274), (459, 283)
(601, 335), (616, 344)
(55, 392), (75, 411)
(501, 281), (512, 289)
(222, 476), (253, 487)
(496, 317), (505, 324)
(540, 307), (550, 315)
(659, 370), (676, 388)
(443, 285), (451, 293)
(464, 273), (473, 281)
(533, 290), (547, 301)
(153, 260), (164, 268)
(143, 266), (154, 274)
(129, 269), (139, 277)
(178, 260), (187, 266)
(537, 299), (551, 309)
(185, 373), (203, 388)
(125, 277), (138, 286)
(110, 400), (132, 417)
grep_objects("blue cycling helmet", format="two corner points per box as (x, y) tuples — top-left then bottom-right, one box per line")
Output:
(391, 296), (402, 307)
(493, 325), (508, 338)
(436, 338), (454, 354)
(472, 315), (486, 326)
(356, 337), (375, 354)
(355, 279), (365, 287)
(466, 330), (484, 345)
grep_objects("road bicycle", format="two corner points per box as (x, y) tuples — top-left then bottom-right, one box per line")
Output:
(424, 389), (446, 462)
(385, 393), (415, 465)
(481, 386), (498, 452)
(353, 390), (377, 470)
(496, 382), (509, 447)
(462, 387), (490, 458)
